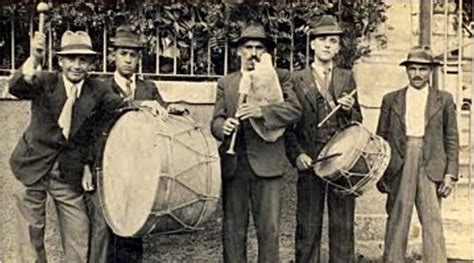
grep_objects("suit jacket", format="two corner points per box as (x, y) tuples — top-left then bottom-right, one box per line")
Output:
(210, 69), (301, 178)
(8, 70), (126, 187)
(376, 87), (459, 193)
(285, 67), (362, 166)
(103, 76), (167, 104)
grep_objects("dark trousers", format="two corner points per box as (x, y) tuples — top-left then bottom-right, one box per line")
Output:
(295, 172), (355, 263)
(383, 137), (446, 263)
(87, 188), (143, 263)
(13, 162), (89, 263)
(222, 155), (282, 263)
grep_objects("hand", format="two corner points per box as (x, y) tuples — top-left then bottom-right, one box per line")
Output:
(438, 174), (455, 198)
(222, 117), (239, 136)
(296, 153), (313, 171)
(337, 92), (355, 111)
(167, 103), (188, 115)
(82, 165), (94, 192)
(31, 31), (46, 63)
(236, 103), (263, 120)
(139, 100), (169, 119)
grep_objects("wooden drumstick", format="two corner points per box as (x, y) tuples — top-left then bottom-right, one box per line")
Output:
(36, 2), (49, 68)
(317, 89), (357, 128)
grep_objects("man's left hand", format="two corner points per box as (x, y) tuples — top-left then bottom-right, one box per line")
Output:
(236, 103), (263, 120)
(337, 92), (355, 111)
(139, 100), (169, 119)
(438, 174), (455, 198)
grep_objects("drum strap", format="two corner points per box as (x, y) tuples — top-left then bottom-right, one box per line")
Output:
(312, 69), (337, 110)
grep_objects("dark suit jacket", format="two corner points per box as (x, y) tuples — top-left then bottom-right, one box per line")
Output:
(211, 69), (301, 178)
(285, 67), (362, 166)
(103, 76), (167, 104)
(376, 87), (459, 193)
(8, 70), (126, 187)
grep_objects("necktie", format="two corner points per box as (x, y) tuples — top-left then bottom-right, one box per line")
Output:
(124, 79), (133, 99)
(58, 84), (77, 139)
(323, 67), (331, 91)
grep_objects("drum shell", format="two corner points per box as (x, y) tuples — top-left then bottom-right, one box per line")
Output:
(97, 110), (221, 237)
(314, 123), (390, 195)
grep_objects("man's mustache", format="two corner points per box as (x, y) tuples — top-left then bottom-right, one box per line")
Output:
(412, 77), (423, 81)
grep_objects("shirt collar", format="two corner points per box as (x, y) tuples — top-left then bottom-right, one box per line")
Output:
(114, 71), (135, 91)
(311, 61), (333, 74)
(408, 84), (429, 95)
(62, 74), (83, 98)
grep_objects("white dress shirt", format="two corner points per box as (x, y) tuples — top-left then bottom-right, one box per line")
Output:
(405, 84), (429, 136)
(311, 61), (333, 92)
(114, 71), (136, 98)
(62, 75), (83, 98)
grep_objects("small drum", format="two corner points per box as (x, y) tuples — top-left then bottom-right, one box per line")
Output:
(314, 122), (390, 196)
(97, 109), (221, 237)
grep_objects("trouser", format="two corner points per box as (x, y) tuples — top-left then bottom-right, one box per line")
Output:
(222, 155), (282, 263)
(295, 172), (356, 263)
(87, 184), (143, 263)
(13, 162), (89, 263)
(383, 137), (447, 263)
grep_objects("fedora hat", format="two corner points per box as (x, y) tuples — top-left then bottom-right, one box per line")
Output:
(235, 22), (275, 50)
(110, 25), (144, 49)
(56, 31), (98, 56)
(308, 15), (343, 37)
(400, 45), (442, 66)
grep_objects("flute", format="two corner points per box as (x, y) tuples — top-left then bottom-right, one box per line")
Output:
(226, 69), (253, 155)
(317, 89), (357, 128)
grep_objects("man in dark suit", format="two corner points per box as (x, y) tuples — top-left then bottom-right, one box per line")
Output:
(285, 15), (362, 263)
(9, 30), (164, 263)
(83, 25), (181, 263)
(210, 22), (301, 262)
(376, 45), (458, 263)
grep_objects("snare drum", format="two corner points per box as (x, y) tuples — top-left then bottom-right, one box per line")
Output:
(313, 122), (391, 196)
(96, 109), (221, 237)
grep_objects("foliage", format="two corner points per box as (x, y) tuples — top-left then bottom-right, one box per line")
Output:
(0, 1), (388, 74)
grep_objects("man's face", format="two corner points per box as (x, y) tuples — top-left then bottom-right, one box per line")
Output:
(58, 55), (93, 83)
(114, 47), (140, 78)
(311, 35), (341, 63)
(406, 63), (432, 89)
(237, 40), (267, 71)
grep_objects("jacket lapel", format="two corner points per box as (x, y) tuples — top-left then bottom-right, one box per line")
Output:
(330, 67), (344, 99)
(69, 78), (98, 138)
(228, 72), (242, 116)
(425, 88), (442, 128)
(48, 75), (67, 122)
(298, 68), (320, 112)
(392, 87), (407, 133)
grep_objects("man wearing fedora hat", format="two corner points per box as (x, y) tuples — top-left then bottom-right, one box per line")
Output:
(376, 45), (458, 262)
(8, 29), (165, 262)
(211, 22), (301, 262)
(285, 15), (362, 262)
(83, 24), (183, 263)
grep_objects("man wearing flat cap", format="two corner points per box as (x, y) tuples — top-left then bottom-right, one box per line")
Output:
(376, 45), (458, 262)
(8, 29), (164, 262)
(285, 15), (362, 262)
(210, 22), (301, 262)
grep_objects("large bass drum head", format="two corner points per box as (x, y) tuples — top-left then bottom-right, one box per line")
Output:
(101, 110), (161, 237)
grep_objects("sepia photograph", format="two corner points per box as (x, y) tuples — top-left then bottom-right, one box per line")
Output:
(0, 0), (472, 262)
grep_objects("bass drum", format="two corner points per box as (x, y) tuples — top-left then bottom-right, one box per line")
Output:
(97, 109), (221, 237)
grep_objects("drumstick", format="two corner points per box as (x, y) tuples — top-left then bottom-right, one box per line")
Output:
(36, 2), (48, 68)
(317, 89), (357, 128)
(310, 152), (342, 165)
